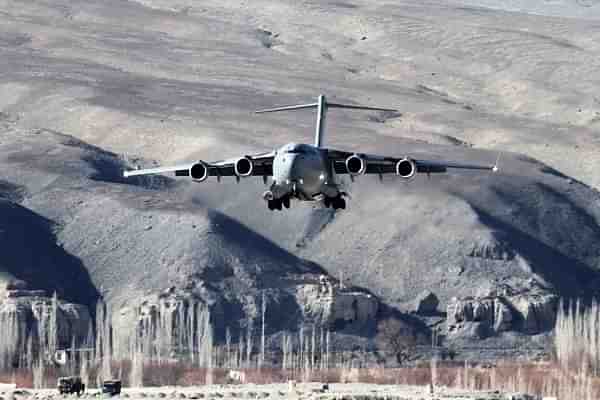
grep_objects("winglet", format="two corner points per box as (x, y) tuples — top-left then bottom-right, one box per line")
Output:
(492, 152), (501, 173)
(122, 165), (144, 178)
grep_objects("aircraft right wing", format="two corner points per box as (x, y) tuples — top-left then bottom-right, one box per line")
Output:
(326, 149), (498, 177)
(123, 151), (275, 181)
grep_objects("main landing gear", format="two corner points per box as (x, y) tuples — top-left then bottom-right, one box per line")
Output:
(267, 195), (290, 211)
(264, 192), (346, 211)
(324, 194), (346, 210)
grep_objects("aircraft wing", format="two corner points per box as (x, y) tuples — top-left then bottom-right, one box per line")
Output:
(123, 151), (275, 178)
(326, 149), (498, 175)
(123, 163), (195, 178)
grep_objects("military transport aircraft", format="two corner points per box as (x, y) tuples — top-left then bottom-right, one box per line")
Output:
(124, 95), (498, 211)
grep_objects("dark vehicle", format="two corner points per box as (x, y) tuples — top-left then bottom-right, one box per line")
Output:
(102, 380), (122, 396)
(57, 376), (85, 395)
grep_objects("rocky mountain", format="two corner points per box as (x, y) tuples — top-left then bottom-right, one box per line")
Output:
(1, 0), (600, 359)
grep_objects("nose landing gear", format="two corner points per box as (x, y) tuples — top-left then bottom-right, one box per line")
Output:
(324, 194), (346, 210)
(266, 194), (291, 211)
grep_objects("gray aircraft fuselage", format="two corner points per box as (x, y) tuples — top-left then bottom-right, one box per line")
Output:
(270, 142), (338, 201)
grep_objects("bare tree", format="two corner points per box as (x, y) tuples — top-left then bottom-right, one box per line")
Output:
(260, 292), (266, 369)
(375, 318), (417, 365)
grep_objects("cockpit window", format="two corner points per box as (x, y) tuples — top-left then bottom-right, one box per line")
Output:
(286, 148), (307, 154)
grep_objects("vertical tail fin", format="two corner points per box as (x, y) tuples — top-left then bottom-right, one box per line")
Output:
(255, 95), (397, 148)
(315, 95), (327, 147)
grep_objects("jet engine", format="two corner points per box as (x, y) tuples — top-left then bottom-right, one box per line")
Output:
(396, 158), (416, 179)
(345, 154), (367, 175)
(234, 156), (254, 177)
(189, 161), (209, 182)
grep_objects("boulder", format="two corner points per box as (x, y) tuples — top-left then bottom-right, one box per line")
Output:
(509, 293), (557, 334)
(413, 291), (439, 314)
(295, 277), (378, 329)
(329, 290), (379, 328)
(467, 236), (515, 261)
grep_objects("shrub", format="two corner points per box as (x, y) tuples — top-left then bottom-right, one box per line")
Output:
(375, 319), (417, 365)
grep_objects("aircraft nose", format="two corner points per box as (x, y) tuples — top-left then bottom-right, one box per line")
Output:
(289, 155), (303, 178)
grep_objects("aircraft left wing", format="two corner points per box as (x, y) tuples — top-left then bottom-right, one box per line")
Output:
(123, 163), (196, 178)
(326, 149), (498, 177)
(123, 151), (275, 180)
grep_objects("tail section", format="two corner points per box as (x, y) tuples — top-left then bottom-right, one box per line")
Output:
(255, 94), (396, 148)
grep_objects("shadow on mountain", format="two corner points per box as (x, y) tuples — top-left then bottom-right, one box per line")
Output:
(174, 210), (326, 335)
(206, 209), (327, 279)
(0, 199), (100, 307)
(0, 179), (27, 202)
(49, 130), (175, 189)
(377, 303), (431, 339)
(494, 182), (600, 264)
(539, 165), (588, 187)
(470, 184), (600, 297)
(204, 210), (395, 336)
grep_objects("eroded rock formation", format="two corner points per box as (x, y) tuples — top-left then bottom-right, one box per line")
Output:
(0, 285), (91, 368)
(447, 286), (557, 338)
(294, 275), (379, 329)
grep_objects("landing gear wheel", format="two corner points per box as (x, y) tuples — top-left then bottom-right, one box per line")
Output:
(268, 199), (283, 211)
(282, 196), (290, 209)
(333, 197), (340, 210)
(327, 195), (346, 210)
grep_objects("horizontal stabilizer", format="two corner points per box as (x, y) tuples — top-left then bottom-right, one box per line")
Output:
(255, 94), (397, 148)
(254, 102), (397, 114)
(327, 103), (397, 112)
(255, 103), (318, 113)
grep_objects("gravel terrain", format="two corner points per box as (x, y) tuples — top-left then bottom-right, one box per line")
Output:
(4, 383), (535, 400)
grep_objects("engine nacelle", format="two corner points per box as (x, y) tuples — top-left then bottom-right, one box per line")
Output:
(234, 156), (254, 177)
(396, 158), (416, 179)
(345, 154), (367, 175)
(189, 161), (208, 182)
